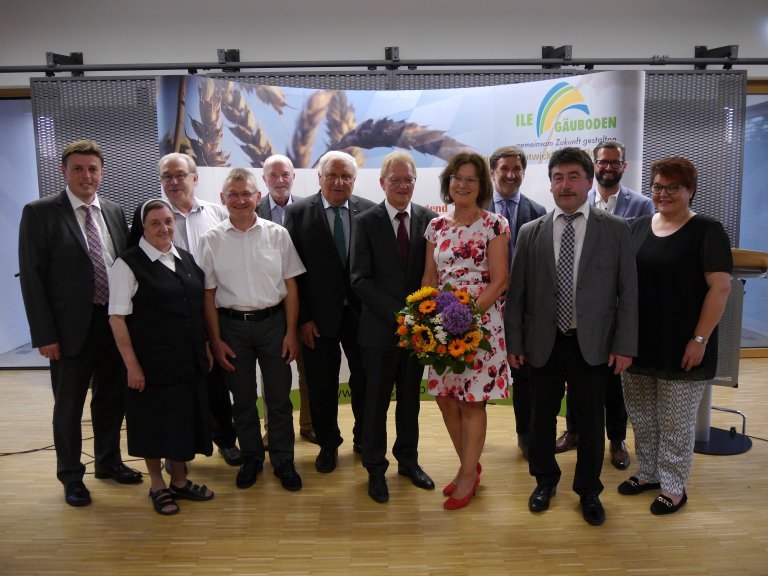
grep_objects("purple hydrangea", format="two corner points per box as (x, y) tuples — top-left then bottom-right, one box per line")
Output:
(441, 301), (473, 335)
(434, 291), (458, 313)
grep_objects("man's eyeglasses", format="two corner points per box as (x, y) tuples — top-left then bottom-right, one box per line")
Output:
(449, 175), (480, 186)
(323, 174), (354, 184)
(594, 160), (624, 169)
(386, 177), (416, 187)
(225, 191), (256, 200)
(650, 183), (685, 196)
(160, 172), (191, 182)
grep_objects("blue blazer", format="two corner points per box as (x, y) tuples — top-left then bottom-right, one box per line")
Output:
(588, 185), (655, 221)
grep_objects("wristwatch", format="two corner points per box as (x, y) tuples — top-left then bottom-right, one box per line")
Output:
(692, 335), (708, 344)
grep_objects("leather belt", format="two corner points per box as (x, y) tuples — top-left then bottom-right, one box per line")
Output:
(218, 304), (282, 322)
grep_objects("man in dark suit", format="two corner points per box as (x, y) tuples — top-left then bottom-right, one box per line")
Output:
(504, 147), (638, 526)
(257, 154), (315, 446)
(556, 140), (654, 469)
(18, 140), (142, 507)
(487, 146), (546, 460)
(284, 151), (375, 474)
(350, 151), (437, 503)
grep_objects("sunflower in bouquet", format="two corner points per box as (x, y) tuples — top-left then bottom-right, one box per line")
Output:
(396, 283), (492, 375)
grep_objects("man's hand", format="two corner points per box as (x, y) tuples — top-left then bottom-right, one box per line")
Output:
(211, 338), (237, 372)
(608, 353), (633, 375)
(507, 353), (525, 370)
(39, 343), (61, 361)
(299, 321), (320, 350)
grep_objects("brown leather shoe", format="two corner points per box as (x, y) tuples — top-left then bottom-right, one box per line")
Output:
(554, 430), (578, 453)
(609, 440), (631, 469)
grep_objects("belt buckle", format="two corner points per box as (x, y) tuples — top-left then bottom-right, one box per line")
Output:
(242, 312), (255, 322)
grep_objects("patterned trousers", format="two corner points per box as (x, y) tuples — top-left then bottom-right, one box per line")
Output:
(622, 372), (706, 495)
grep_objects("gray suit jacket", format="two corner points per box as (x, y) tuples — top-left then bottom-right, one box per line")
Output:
(284, 191), (376, 336)
(588, 185), (655, 221)
(18, 191), (129, 356)
(504, 205), (638, 368)
(256, 194), (303, 223)
(350, 202), (437, 350)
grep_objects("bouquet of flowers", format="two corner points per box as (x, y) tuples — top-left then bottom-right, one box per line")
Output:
(396, 283), (492, 375)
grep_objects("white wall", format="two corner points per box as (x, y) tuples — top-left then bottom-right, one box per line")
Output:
(0, 0), (766, 88)
(0, 100), (38, 353)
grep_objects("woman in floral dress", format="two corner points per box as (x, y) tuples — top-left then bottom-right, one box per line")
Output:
(422, 152), (510, 509)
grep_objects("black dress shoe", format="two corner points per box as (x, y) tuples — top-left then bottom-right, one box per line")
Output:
(528, 485), (556, 512)
(368, 474), (389, 503)
(94, 463), (143, 484)
(64, 480), (91, 507)
(236, 458), (263, 489)
(650, 491), (687, 515)
(315, 448), (338, 473)
(274, 461), (302, 492)
(580, 493), (605, 525)
(218, 445), (243, 466)
(397, 463), (435, 490)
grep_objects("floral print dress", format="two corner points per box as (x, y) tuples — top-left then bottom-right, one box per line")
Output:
(424, 211), (510, 401)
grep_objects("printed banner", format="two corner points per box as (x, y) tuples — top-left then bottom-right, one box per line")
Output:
(156, 71), (645, 212)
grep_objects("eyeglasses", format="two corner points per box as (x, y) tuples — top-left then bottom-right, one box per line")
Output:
(225, 191), (256, 200)
(594, 160), (624, 169)
(160, 172), (191, 182)
(323, 174), (354, 184)
(449, 175), (480, 186)
(386, 177), (416, 187)
(650, 183), (686, 196)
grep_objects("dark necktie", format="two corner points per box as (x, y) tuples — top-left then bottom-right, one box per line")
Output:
(499, 199), (515, 262)
(395, 211), (409, 267)
(82, 205), (110, 305)
(332, 206), (346, 265)
(556, 213), (578, 333)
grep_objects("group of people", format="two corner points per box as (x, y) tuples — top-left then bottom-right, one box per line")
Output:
(18, 138), (732, 523)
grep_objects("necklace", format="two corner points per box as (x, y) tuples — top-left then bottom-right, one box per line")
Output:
(452, 208), (481, 227)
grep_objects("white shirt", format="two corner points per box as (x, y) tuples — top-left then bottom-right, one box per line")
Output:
(552, 202), (590, 329)
(384, 200), (411, 238)
(168, 197), (228, 263)
(199, 217), (306, 311)
(66, 187), (117, 264)
(593, 189), (618, 214)
(108, 237), (181, 316)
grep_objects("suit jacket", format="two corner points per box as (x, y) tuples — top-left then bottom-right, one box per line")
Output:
(588, 185), (655, 221)
(350, 202), (438, 350)
(504, 205), (638, 368)
(283, 191), (375, 337)
(18, 191), (129, 357)
(256, 194), (303, 223)
(487, 194), (547, 242)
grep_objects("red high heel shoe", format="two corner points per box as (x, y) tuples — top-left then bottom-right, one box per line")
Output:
(444, 474), (481, 510)
(442, 463), (482, 496)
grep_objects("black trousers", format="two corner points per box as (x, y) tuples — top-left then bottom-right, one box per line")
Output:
(528, 332), (608, 496)
(510, 364), (532, 437)
(565, 370), (628, 441)
(206, 362), (238, 449)
(302, 306), (366, 451)
(360, 346), (422, 476)
(49, 305), (126, 485)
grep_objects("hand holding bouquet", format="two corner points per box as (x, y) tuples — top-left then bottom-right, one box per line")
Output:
(396, 283), (491, 375)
